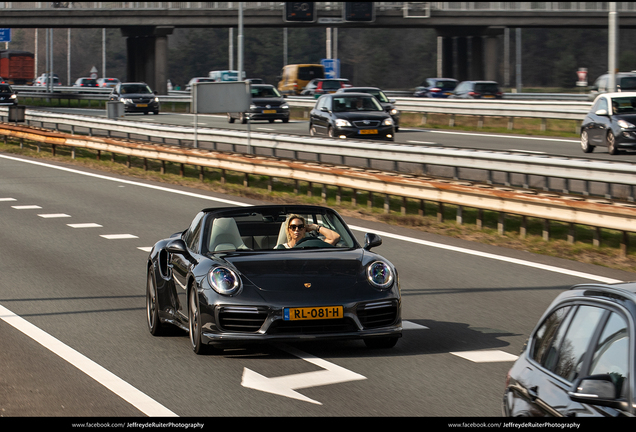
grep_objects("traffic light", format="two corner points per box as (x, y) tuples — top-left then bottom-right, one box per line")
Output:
(344, 2), (375, 22)
(284, 2), (316, 22)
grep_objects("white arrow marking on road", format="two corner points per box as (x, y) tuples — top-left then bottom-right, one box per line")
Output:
(241, 344), (366, 405)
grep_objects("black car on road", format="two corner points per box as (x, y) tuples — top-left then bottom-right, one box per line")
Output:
(309, 93), (395, 141)
(0, 84), (18, 106)
(450, 80), (503, 99)
(227, 84), (289, 124)
(581, 92), (636, 155)
(336, 86), (401, 131)
(503, 281), (635, 417)
(146, 205), (402, 354)
(109, 82), (160, 115)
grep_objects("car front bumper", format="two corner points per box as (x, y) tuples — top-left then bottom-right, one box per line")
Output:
(333, 125), (395, 141)
(247, 109), (290, 121)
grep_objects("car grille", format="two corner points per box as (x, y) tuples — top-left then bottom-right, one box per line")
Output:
(132, 97), (153, 103)
(218, 306), (268, 333)
(267, 318), (358, 335)
(352, 120), (381, 128)
(357, 300), (399, 329)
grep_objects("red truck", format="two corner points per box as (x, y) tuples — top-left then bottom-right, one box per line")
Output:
(0, 50), (35, 85)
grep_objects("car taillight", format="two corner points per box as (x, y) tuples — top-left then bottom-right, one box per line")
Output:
(497, 92), (503, 96)
(430, 87), (441, 92)
(469, 91), (479, 96)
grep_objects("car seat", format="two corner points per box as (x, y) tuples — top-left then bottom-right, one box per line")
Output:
(209, 217), (248, 252)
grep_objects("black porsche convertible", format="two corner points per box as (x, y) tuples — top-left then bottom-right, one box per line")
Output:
(145, 205), (402, 354)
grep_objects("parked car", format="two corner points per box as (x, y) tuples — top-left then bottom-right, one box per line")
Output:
(580, 92), (636, 155)
(109, 82), (159, 115)
(73, 77), (98, 88)
(413, 78), (458, 98)
(589, 72), (636, 100)
(450, 80), (503, 99)
(145, 204), (402, 354)
(96, 77), (120, 88)
(227, 84), (290, 124)
(503, 281), (635, 417)
(309, 93), (395, 141)
(0, 83), (18, 105)
(336, 86), (400, 131)
(301, 78), (351, 97)
(185, 77), (216, 92)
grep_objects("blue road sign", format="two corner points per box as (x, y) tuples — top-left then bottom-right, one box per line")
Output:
(321, 59), (340, 79)
(0, 29), (11, 43)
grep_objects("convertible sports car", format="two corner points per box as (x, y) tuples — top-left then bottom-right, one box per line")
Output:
(146, 205), (402, 354)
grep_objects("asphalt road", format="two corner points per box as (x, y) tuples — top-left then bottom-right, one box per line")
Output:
(1, 151), (633, 419)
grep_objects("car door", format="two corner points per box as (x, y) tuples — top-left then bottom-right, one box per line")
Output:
(311, 96), (330, 134)
(521, 304), (607, 416)
(172, 213), (203, 322)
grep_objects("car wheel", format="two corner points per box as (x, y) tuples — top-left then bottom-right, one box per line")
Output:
(328, 126), (335, 138)
(607, 132), (619, 155)
(309, 123), (317, 136)
(580, 130), (594, 153)
(282, 118), (289, 123)
(144, 111), (149, 115)
(239, 113), (247, 124)
(188, 287), (221, 355)
(227, 113), (235, 124)
(153, 111), (159, 115)
(268, 119), (275, 123)
(146, 270), (165, 336)
(364, 337), (398, 349)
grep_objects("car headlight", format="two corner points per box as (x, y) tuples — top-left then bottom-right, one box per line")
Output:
(390, 108), (398, 115)
(250, 104), (257, 110)
(281, 104), (289, 109)
(617, 119), (635, 129)
(121, 98), (133, 104)
(154, 97), (159, 103)
(367, 261), (394, 289)
(10, 94), (16, 99)
(208, 266), (241, 295)
(383, 118), (394, 126)
(335, 119), (352, 127)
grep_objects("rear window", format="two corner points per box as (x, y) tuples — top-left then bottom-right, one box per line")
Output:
(619, 77), (636, 90)
(435, 80), (457, 90)
(298, 66), (324, 81)
(474, 83), (499, 93)
(84, 79), (97, 85)
(322, 80), (342, 90)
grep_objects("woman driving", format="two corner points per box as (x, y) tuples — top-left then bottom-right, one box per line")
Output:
(275, 214), (340, 249)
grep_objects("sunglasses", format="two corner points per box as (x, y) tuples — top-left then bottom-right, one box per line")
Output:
(289, 224), (305, 231)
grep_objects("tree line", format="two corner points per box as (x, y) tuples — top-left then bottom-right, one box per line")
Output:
(6, 26), (636, 91)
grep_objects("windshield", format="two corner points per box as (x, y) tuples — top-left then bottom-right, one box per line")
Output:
(120, 84), (153, 94)
(332, 96), (382, 112)
(474, 83), (499, 93)
(434, 80), (457, 90)
(0, 85), (13, 93)
(618, 77), (636, 90)
(203, 208), (356, 253)
(251, 86), (281, 98)
(611, 97), (636, 114)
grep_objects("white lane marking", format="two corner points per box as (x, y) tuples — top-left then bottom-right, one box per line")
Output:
(508, 149), (547, 154)
(451, 350), (519, 363)
(68, 223), (103, 228)
(0, 197), (17, 201)
(403, 321), (428, 330)
(0, 303), (177, 417)
(11, 205), (42, 210)
(407, 140), (437, 145)
(426, 129), (579, 143)
(241, 344), (366, 405)
(100, 234), (139, 240)
(347, 225), (622, 284)
(137, 247), (153, 252)
(38, 213), (71, 218)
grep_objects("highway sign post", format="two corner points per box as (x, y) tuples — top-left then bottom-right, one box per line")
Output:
(0, 28), (11, 43)
(321, 59), (340, 79)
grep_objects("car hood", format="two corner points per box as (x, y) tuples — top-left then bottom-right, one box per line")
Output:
(221, 249), (367, 296)
(334, 111), (389, 122)
(613, 113), (636, 124)
(252, 97), (285, 106)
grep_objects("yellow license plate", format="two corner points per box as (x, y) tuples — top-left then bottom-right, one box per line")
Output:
(263, 109), (276, 114)
(359, 129), (378, 135)
(136, 103), (148, 107)
(284, 306), (343, 321)
(483, 95), (494, 98)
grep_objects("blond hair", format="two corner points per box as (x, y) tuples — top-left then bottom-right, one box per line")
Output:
(284, 214), (306, 243)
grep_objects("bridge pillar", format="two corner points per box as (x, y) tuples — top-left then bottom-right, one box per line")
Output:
(441, 36), (453, 78)
(484, 35), (500, 81)
(456, 37), (468, 82)
(471, 36), (483, 80)
(120, 26), (173, 95)
(437, 27), (503, 82)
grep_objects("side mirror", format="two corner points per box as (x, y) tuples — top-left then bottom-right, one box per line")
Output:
(320, 106), (330, 113)
(568, 374), (628, 410)
(166, 239), (194, 261)
(389, 99), (396, 103)
(363, 233), (382, 250)
(595, 109), (608, 116)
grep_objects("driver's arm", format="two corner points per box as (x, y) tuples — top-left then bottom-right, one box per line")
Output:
(308, 224), (340, 245)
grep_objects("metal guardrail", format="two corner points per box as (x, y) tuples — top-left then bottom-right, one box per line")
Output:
(3, 107), (633, 203)
(1, 119), (635, 256)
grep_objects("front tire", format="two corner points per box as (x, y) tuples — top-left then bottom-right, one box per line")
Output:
(607, 132), (619, 155)
(188, 288), (222, 355)
(227, 113), (235, 124)
(239, 113), (247, 124)
(146, 270), (165, 336)
(581, 130), (594, 153)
